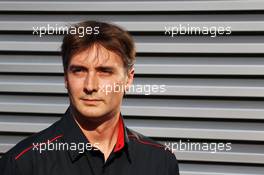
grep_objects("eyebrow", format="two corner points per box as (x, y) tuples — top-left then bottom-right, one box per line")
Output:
(68, 65), (87, 71)
(96, 66), (115, 72)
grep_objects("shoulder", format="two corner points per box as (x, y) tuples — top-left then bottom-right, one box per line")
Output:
(126, 127), (179, 174)
(0, 118), (64, 167)
(126, 127), (176, 158)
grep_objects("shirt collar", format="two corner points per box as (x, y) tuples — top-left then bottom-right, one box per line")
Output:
(113, 114), (126, 152)
(60, 107), (131, 162)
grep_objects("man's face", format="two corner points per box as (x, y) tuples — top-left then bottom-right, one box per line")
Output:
(64, 44), (134, 119)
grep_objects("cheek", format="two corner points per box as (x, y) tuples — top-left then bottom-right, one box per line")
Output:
(67, 77), (85, 94)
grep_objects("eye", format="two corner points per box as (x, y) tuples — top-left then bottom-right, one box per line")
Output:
(101, 70), (112, 73)
(73, 67), (83, 72)
(71, 67), (85, 73)
(99, 68), (113, 75)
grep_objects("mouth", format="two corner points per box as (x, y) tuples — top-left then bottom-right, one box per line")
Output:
(81, 98), (103, 105)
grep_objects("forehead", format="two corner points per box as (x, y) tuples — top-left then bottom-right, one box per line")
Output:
(69, 44), (124, 68)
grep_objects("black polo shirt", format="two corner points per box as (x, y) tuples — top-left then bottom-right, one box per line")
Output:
(0, 107), (179, 175)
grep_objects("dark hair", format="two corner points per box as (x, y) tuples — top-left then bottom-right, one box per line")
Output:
(61, 21), (136, 73)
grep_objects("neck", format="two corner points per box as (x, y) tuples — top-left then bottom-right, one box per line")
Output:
(70, 107), (120, 161)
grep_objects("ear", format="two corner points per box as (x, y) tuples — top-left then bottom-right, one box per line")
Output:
(64, 73), (68, 90)
(125, 67), (134, 92)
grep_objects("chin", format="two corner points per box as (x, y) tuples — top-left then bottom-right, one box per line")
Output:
(78, 107), (107, 119)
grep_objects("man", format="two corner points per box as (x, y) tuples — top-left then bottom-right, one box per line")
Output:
(0, 21), (179, 175)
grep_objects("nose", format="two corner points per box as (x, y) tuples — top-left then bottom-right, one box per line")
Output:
(84, 71), (99, 94)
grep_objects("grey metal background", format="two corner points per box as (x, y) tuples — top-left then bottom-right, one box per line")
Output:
(0, 0), (264, 174)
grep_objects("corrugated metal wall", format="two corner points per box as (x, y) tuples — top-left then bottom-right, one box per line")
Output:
(0, 0), (264, 174)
